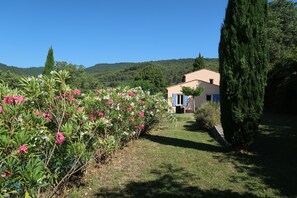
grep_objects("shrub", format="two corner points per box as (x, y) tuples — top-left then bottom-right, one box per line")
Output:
(0, 70), (171, 197)
(194, 102), (220, 130)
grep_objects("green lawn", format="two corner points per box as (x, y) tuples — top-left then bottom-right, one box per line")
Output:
(66, 113), (297, 198)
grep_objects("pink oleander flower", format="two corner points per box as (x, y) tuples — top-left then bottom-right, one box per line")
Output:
(89, 113), (96, 121)
(1, 172), (6, 178)
(56, 95), (63, 100)
(0, 105), (2, 113)
(65, 91), (71, 98)
(3, 96), (14, 105)
(128, 91), (137, 97)
(140, 124), (145, 130)
(78, 106), (84, 111)
(127, 107), (132, 111)
(36, 111), (41, 115)
(17, 144), (28, 154)
(69, 97), (76, 102)
(43, 113), (52, 121)
(3, 96), (26, 104)
(138, 111), (144, 118)
(130, 117), (135, 123)
(72, 89), (81, 95)
(55, 132), (65, 144)
(98, 111), (105, 117)
(13, 96), (25, 103)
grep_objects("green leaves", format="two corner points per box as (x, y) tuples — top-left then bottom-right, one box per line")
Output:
(43, 47), (55, 76)
(181, 86), (204, 97)
(219, 0), (268, 150)
(0, 74), (171, 197)
(193, 53), (205, 71)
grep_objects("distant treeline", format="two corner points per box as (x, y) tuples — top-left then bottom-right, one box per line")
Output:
(0, 58), (219, 93)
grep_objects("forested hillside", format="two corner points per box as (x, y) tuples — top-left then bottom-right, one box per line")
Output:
(0, 58), (219, 90)
(0, 63), (43, 76)
(87, 58), (218, 87)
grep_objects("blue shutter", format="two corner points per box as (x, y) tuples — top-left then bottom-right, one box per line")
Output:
(172, 94), (177, 107)
(212, 94), (220, 102)
(183, 95), (188, 106)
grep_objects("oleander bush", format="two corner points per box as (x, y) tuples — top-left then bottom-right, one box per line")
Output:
(194, 102), (220, 130)
(0, 70), (170, 197)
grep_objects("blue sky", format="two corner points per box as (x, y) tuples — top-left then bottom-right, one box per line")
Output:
(1, 0), (230, 67)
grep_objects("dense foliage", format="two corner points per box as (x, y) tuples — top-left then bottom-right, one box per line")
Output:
(42, 47), (55, 76)
(90, 59), (219, 88)
(219, 0), (268, 150)
(194, 102), (220, 130)
(265, 49), (297, 113)
(132, 63), (167, 95)
(267, 0), (297, 64)
(0, 71), (171, 197)
(265, 0), (297, 114)
(55, 61), (101, 92)
(192, 53), (205, 71)
(0, 71), (22, 89)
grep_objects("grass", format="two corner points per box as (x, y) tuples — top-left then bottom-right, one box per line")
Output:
(65, 113), (297, 198)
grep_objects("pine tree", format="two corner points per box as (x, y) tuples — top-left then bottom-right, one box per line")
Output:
(43, 46), (55, 75)
(219, 0), (269, 151)
(192, 53), (205, 71)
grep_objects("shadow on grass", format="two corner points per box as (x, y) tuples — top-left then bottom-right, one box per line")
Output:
(183, 120), (205, 132)
(144, 134), (227, 153)
(214, 113), (297, 197)
(95, 163), (259, 198)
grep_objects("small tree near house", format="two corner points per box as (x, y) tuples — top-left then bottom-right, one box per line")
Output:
(181, 86), (204, 112)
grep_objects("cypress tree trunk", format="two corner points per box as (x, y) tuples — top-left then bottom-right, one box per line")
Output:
(43, 47), (55, 75)
(219, 0), (268, 150)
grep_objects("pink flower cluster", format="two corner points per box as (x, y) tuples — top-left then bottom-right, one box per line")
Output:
(128, 92), (137, 97)
(72, 89), (81, 95)
(43, 113), (52, 121)
(56, 89), (81, 101)
(55, 132), (65, 144)
(3, 96), (25, 105)
(0, 105), (2, 113)
(89, 111), (105, 121)
(17, 144), (28, 154)
(138, 111), (144, 118)
(1, 168), (11, 179)
(1, 172), (6, 179)
(135, 124), (145, 130)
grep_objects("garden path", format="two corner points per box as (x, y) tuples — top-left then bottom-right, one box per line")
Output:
(66, 113), (297, 198)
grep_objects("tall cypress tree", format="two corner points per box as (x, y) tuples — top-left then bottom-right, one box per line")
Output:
(43, 46), (55, 75)
(193, 53), (205, 71)
(219, 0), (268, 150)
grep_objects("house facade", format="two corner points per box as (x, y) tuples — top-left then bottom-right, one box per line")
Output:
(167, 69), (220, 113)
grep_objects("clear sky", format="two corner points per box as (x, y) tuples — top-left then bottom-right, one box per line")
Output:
(0, 0), (230, 68)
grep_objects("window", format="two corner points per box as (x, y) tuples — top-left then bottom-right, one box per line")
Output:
(172, 94), (188, 107)
(209, 79), (214, 84)
(206, 95), (212, 101)
(177, 94), (184, 106)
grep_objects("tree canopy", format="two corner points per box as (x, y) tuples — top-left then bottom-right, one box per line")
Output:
(43, 47), (55, 75)
(268, 0), (297, 64)
(132, 63), (167, 94)
(192, 53), (205, 71)
(219, 0), (268, 150)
